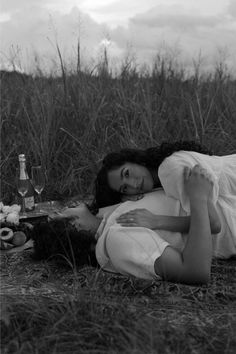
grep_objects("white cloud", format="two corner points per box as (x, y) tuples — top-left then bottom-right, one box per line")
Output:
(126, 2), (236, 72)
(0, 0), (235, 74)
(0, 5), (107, 72)
(130, 3), (229, 30)
(228, 0), (236, 17)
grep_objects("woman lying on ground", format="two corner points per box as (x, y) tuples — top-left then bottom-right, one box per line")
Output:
(93, 140), (236, 257)
(32, 165), (235, 285)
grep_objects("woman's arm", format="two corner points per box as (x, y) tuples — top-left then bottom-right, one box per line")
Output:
(116, 205), (221, 234)
(158, 153), (219, 213)
(154, 202), (221, 234)
(154, 165), (213, 285)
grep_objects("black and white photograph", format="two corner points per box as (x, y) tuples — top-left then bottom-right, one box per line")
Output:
(1, 1), (236, 353)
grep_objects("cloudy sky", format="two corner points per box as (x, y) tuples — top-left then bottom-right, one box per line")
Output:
(0, 0), (236, 75)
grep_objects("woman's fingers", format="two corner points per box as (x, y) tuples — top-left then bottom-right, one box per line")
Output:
(117, 217), (137, 226)
(117, 215), (136, 223)
(116, 209), (153, 228)
(191, 165), (214, 184)
(118, 222), (137, 227)
(117, 209), (144, 221)
(117, 210), (138, 225)
(185, 164), (215, 199)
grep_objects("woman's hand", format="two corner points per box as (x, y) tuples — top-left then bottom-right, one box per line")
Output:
(184, 165), (214, 201)
(116, 208), (158, 229)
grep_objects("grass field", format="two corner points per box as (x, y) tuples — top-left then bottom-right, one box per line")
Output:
(1, 251), (236, 354)
(1, 63), (236, 203)
(1, 63), (236, 353)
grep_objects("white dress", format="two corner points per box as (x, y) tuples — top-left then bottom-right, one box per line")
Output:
(96, 190), (187, 280)
(158, 151), (236, 258)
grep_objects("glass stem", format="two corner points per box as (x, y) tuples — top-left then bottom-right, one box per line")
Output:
(22, 197), (26, 214)
(38, 193), (42, 203)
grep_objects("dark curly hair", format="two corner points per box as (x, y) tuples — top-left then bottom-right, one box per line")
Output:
(31, 219), (98, 268)
(93, 140), (213, 208)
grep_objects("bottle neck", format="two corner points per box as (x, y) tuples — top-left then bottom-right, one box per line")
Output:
(19, 161), (28, 180)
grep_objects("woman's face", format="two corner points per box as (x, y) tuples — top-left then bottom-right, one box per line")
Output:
(107, 162), (154, 195)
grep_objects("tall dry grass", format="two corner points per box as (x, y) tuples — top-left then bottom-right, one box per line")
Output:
(1, 60), (236, 203)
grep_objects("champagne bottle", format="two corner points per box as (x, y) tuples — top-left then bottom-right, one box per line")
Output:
(18, 154), (35, 211)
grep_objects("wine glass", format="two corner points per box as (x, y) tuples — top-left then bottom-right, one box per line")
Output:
(17, 179), (28, 215)
(31, 166), (45, 204)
